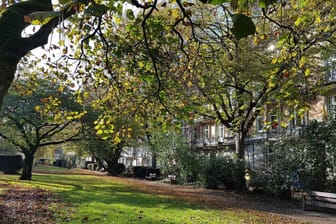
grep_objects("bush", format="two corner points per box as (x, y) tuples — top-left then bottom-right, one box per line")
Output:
(248, 137), (310, 198)
(0, 155), (23, 174)
(106, 163), (126, 176)
(176, 148), (204, 184)
(132, 166), (147, 178)
(145, 168), (160, 180)
(55, 159), (66, 168)
(130, 166), (160, 179)
(202, 156), (245, 190)
(249, 119), (336, 196)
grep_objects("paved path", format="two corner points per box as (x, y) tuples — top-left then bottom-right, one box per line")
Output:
(278, 209), (336, 224)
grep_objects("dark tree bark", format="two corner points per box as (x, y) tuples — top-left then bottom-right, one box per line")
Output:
(0, 0), (89, 107)
(106, 161), (126, 176)
(234, 129), (248, 191)
(103, 143), (125, 176)
(20, 152), (35, 180)
(0, 62), (17, 106)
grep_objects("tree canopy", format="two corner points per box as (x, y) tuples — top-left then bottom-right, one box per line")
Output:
(0, 0), (302, 107)
(0, 79), (85, 180)
(0, 0), (335, 181)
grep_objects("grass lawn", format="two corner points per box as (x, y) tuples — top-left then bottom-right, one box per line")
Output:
(0, 166), (302, 224)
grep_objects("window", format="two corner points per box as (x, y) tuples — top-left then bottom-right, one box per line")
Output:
(256, 116), (264, 132)
(328, 96), (336, 117)
(218, 125), (224, 138)
(270, 115), (278, 129)
(290, 111), (306, 126)
(204, 125), (209, 138)
(183, 127), (190, 139)
(193, 127), (198, 141)
(324, 58), (336, 83)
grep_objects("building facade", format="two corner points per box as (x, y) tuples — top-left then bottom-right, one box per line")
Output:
(181, 92), (333, 168)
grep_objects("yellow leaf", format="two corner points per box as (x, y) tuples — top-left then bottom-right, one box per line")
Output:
(66, 116), (73, 120)
(315, 16), (321, 24)
(304, 68), (310, 77)
(268, 82), (276, 88)
(114, 136), (121, 143)
(35, 106), (41, 112)
(299, 57), (307, 69)
(280, 121), (287, 128)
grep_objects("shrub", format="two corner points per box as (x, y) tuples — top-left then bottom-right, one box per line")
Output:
(249, 120), (336, 195)
(132, 166), (147, 178)
(202, 156), (245, 190)
(0, 155), (23, 174)
(249, 136), (323, 197)
(176, 147), (205, 184)
(145, 168), (160, 180)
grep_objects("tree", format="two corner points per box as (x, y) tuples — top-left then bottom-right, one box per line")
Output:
(80, 104), (146, 176)
(126, 1), (335, 190)
(0, 80), (85, 180)
(155, 0), (336, 160)
(146, 129), (204, 183)
(0, 0), (277, 108)
(0, 0), (91, 106)
(1, 0), (334, 183)
(67, 7), (181, 175)
(76, 53), (164, 176)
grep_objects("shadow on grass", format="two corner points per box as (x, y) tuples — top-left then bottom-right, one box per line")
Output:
(28, 174), (227, 224)
(33, 174), (197, 210)
(1, 173), (320, 224)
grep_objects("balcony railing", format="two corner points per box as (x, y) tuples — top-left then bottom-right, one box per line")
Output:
(328, 105), (336, 118)
(190, 126), (305, 149)
(326, 71), (336, 83)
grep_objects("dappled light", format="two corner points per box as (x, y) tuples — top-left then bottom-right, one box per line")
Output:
(2, 167), (335, 223)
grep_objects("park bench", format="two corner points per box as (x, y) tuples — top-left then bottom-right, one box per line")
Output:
(303, 191), (336, 211)
(145, 172), (157, 180)
(163, 175), (177, 184)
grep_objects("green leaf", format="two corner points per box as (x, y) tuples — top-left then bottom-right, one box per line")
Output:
(230, 14), (256, 40)
(126, 9), (135, 20)
(24, 11), (60, 25)
(84, 3), (109, 17)
(207, 0), (228, 5)
(259, 0), (277, 8)
(277, 33), (289, 46)
(59, 0), (72, 4)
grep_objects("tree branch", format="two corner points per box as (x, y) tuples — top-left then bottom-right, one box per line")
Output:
(0, 132), (26, 150)
(21, 0), (91, 57)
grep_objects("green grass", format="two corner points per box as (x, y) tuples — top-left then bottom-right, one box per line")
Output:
(0, 167), (282, 224)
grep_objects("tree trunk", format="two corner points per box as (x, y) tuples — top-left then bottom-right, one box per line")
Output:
(0, 0), (90, 107)
(106, 161), (125, 176)
(0, 61), (17, 107)
(235, 131), (247, 191)
(20, 153), (34, 180)
(94, 156), (106, 171)
(235, 131), (246, 160)
(314, 141), (328, 191)
(151, 152), (157, 168)
(105, 143), (124, 176)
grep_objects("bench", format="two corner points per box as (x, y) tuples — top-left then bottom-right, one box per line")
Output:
(163, 175), (177, 184)
(303, 191), (336, 211)
(145, 172), (157, 180)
